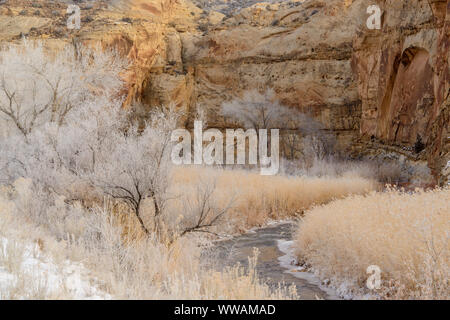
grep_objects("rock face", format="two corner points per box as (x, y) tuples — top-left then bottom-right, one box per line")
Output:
(182, 0), (364, 133)
(352, 0), (449, 184)
(0, 0), (448, 184)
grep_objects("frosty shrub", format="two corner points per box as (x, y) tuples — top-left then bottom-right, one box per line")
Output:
(0, 40), (127, 137)
(294, 187), (450, 299)
(0, 40), (183, 238)
(0, 39), (127, 185)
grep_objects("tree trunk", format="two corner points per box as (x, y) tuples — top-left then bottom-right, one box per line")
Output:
(135, 203), (150, 235)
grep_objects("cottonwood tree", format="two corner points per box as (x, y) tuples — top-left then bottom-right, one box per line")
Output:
(0, 40), (192, 239)
(1, 97), (180, 237)
(221, 89), (336, 161)
(83, 104), (235, 239)
(87, 106), (180, 235)
(221, 89), (288, 131)
(0, 40), (127, 138)
(0, 43), (179, 236)
(0, 39), (127, 193)
(0, 39), (126, 205)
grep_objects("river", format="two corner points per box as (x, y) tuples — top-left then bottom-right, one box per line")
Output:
(212, 222), (339, 300)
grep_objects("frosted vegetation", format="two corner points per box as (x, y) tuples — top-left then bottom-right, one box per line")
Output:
(295, 187), (449, 299)
(0, 40), (446, 299)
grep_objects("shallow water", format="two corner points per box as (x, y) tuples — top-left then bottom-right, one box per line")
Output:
(213, 222), (339, 300)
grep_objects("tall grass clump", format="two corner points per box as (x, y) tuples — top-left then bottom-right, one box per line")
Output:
(172, 167), (378, 231)
(294, 187), (449, 299)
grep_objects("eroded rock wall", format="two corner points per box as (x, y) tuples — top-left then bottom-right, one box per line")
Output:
(352, 0), (449, 184)
(0, 0), (448, 183)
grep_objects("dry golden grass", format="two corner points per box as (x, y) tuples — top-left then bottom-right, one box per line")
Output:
(0, 183), (298, 300)
(0, 166), (378, 299)
(171, 167), (379, 231)
(294, 187), (450, 299)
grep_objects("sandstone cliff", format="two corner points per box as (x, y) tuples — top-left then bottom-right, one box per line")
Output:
(352, 0), (449, 185)
(0, 0), (448, 184)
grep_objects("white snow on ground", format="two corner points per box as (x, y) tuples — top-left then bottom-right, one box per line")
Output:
(277, 240), (340, 299)
(0, 237), (110, 299)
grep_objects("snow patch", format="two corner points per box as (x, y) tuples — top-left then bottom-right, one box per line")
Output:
(277, 240), (340, 300)
(0, 237), (110, 299)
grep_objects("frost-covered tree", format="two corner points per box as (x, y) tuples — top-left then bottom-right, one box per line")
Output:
(87, 106), (180, 235)
(0, 40), (127, 188)
(1, 101), (180, 237)
(0, 40), (127, 137)
(221, 89), (288, 131)
(0, 40), (220, 239)
(221, 88), (336, 161)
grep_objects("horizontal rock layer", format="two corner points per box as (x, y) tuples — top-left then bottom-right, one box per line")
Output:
(0, 0), (448, 183)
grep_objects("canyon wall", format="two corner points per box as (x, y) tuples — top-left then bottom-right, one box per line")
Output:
(352, 0), (449, 184)
(0, 0), (448, 183)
